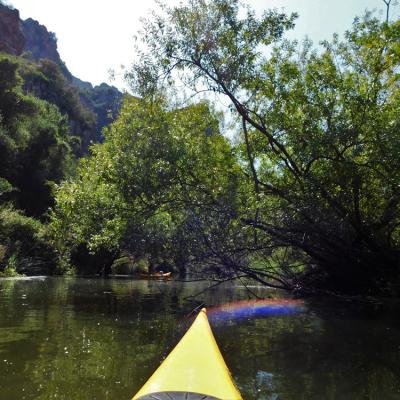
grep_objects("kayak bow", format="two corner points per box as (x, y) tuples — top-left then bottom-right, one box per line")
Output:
(132, 308), (242, 400)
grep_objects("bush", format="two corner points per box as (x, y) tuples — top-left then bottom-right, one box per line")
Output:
(0, 253), (20, 277)
(0, 206), (57, 275)
(111, 254), (135, 275)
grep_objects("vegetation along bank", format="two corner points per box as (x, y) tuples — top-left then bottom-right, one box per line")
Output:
(0, 0), (399, 298)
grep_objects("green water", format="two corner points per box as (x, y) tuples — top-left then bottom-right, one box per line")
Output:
(0, 277), (399, 400)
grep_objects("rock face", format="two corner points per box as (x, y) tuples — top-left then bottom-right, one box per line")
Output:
(22, 19), (59, 62)
(21, 17), (72, 79)
(73, 78), (123, 138)
(79, 83), (123, 136)
(0, 4), (25, 55)
(72, 75), (93, 90)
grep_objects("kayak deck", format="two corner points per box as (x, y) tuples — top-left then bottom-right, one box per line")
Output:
(132, 309), (242, 400)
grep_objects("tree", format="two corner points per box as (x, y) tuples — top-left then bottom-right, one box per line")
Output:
(50, 96), (242, 275)
(0, 55), (79, 274)
(0, 55), (76, 217)
(127, 0), (400, 295)
(0, 206), (57, 275)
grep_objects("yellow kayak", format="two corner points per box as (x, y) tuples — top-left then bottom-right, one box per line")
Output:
(132, 308), (243, 400)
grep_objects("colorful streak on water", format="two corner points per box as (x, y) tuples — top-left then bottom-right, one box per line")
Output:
(208, 299), (305, 322)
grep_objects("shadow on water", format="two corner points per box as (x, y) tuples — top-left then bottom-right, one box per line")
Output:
(0, 277), (399, 400)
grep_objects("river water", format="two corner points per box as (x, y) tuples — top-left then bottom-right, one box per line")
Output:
(0, 277), (399, 400)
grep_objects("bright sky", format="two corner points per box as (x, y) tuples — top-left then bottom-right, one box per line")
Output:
(10, 0), (397, 90)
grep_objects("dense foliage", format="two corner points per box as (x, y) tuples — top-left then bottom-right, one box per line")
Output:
(0, 55), (77, 216)
(1, 0), (399, 297)
(51, 97), (244, 275)
(0, 54), (78, 274)
(0, 37), (123, 276)
(124, 0), (400, 294)
(21, 57), (98, 153)
(0, 206), (57, 275)
(50, 0), (400, 295)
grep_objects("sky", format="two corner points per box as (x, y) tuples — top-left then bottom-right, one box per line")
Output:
(10, 0), (398, 90)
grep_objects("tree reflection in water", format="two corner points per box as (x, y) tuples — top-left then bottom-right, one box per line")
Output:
(0, 277), (399, 400)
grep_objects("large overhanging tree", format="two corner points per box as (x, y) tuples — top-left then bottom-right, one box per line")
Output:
(128, 0), (400, 295)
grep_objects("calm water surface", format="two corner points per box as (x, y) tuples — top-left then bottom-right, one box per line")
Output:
(0, 277), (399, 400)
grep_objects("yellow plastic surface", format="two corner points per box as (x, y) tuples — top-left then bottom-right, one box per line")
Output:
(132, 309), (242, 400)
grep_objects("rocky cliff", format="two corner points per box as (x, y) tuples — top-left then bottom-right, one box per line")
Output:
(0, 4), (25, 55)
(0, 2), (123, 149)
(21, 17), (72, 79)
(79, 83), (123, 136)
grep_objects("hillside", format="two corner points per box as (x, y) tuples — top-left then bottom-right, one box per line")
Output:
(0, 2), (125, 275)
(0, 2), (123, 150)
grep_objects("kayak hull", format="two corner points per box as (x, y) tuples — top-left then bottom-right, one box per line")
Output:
(132, 309), (242, 400)
(136, 392), (220, 400)
(139, 272), (172, 278)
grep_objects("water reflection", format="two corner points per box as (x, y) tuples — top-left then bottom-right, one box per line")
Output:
(208, 299), (305, 324)
(0, 277), (399, 400)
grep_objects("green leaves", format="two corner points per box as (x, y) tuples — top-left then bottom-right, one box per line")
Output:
(49, 1), (400, 292)
(0, 178), (13, 196)
(0, 54), (77, 217)
(123, 0), (400, 293)
(50, 95), (242, 272)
